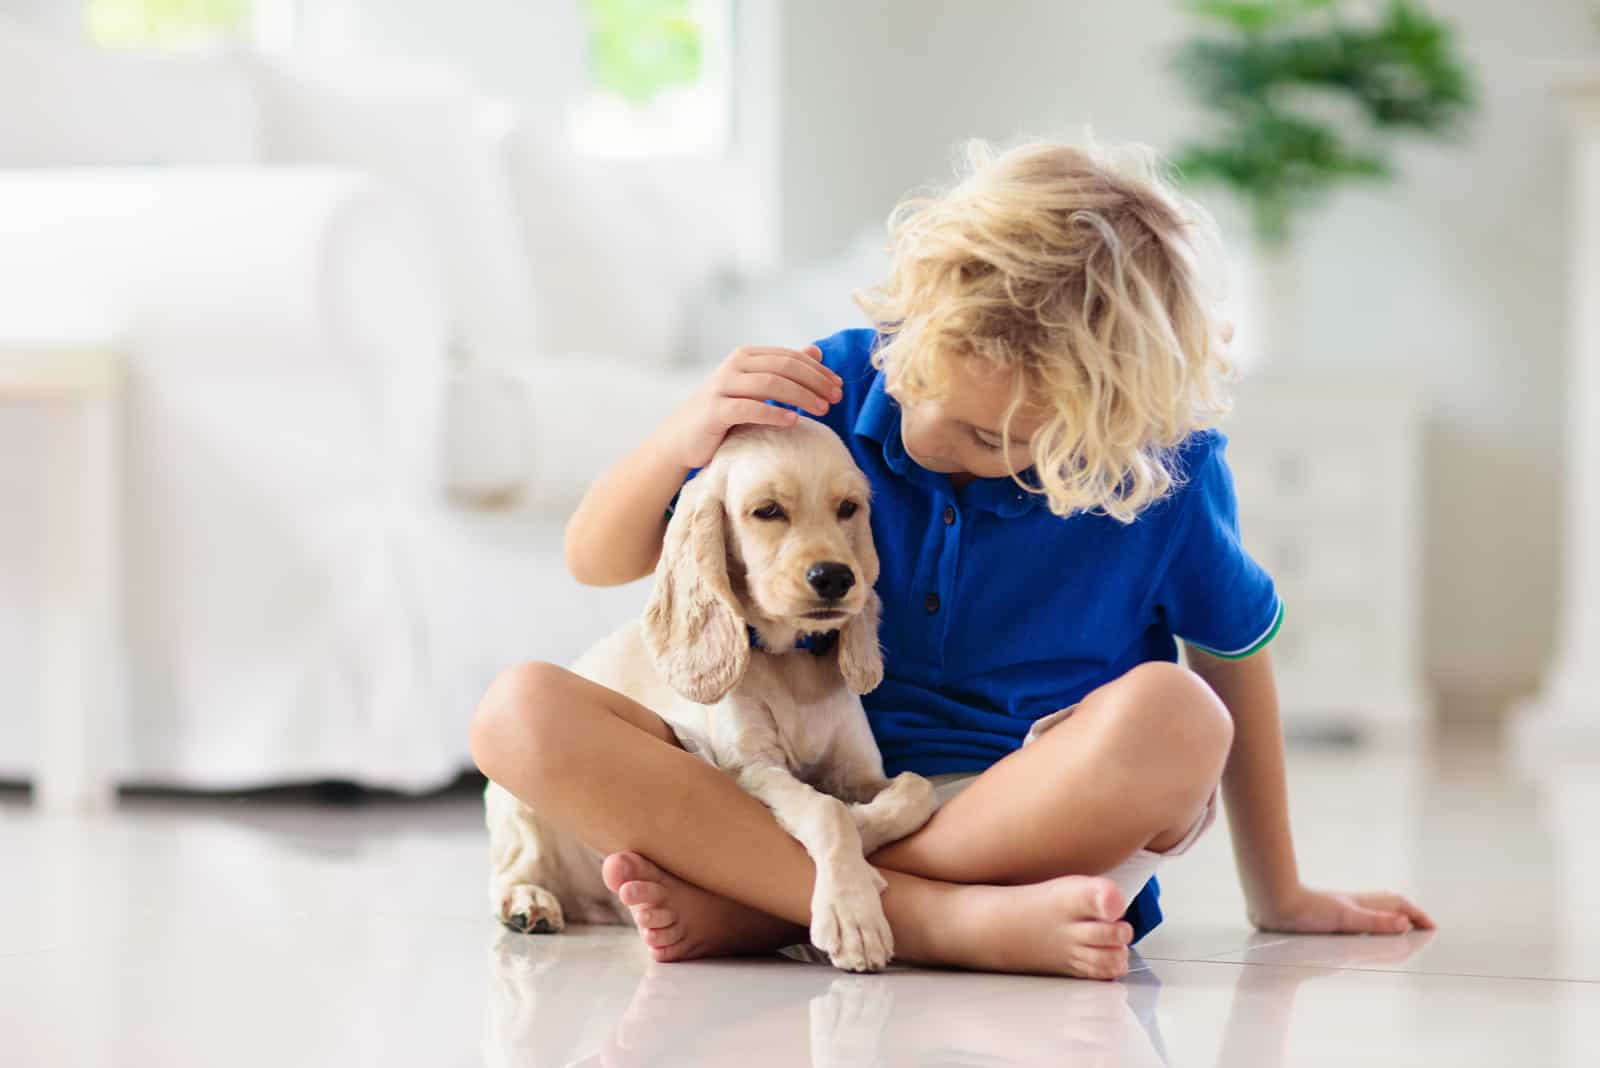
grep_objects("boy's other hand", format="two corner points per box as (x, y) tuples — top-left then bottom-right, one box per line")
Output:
(655, 345), (844, 469)
(1250, 885), (1436, 936)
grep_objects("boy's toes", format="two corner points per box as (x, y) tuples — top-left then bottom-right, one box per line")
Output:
(1065, 876), (1126, 923)
(1072, 943), (1130, 981)
(601, 852), (629, 892)
(650, 939), (696, 963)
(631, 906), (676, 931)
(1068, 920), (1133, 947)
(1089, 878), (1126, 922)
(619, 880), (667, 908)
(603, 851), (670, 892)
(644, 922), (685, 949)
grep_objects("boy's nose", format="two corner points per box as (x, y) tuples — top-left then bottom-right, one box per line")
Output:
(806, 562), (856, 601)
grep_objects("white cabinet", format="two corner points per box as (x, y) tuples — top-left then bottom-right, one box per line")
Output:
(1510, 62), (1600, 768)
(1218, 378), (1431, 744)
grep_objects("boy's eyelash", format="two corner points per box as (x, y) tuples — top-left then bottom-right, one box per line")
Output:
(970, 427), (1003, 451)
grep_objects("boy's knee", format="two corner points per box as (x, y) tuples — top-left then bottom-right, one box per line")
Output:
(1094, 663), (1230, 846)
(470, 660), (570, 781)
(1108, 662), (1234, 779)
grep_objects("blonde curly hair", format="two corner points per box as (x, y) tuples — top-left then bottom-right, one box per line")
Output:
(853, 137), (1236, 523)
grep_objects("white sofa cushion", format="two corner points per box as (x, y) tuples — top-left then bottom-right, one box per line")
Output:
(250, 56), (539, 361)
(0, 168), (444, 373)
(445, 352), (700, 508)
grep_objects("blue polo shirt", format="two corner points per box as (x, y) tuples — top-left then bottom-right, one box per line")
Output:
(675, 327), (1283, 940)
(810, 327), (1282, 770)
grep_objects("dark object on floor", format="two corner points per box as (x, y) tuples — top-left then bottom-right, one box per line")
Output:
(313, 780), (370, 806)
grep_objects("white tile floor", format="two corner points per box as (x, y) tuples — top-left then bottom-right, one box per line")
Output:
(1, 730), (1596, 1066)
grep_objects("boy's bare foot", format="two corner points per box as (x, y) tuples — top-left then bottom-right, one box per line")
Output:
(602, 851), (806, 963)
(604, 851), (1134, 979)
(924, 875), (1134, 980)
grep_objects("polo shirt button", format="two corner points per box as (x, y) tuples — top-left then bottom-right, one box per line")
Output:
(924, 593), (940, 614)
(942, 505), (956, 525)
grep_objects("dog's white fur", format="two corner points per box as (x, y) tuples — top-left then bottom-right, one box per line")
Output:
(484, 419), (937, 972)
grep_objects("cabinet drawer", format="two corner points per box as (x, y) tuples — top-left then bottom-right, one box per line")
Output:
(1226, 441), (1377, 516)
(1240, 519), (1376, 603)
(1268, 604), (1390, 676)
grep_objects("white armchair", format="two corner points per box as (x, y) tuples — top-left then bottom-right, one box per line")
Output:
(0, 168), (460, 789)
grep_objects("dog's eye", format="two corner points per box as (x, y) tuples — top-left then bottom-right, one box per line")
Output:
(836, 500), (859, 520)
(752, 502), (787, 521)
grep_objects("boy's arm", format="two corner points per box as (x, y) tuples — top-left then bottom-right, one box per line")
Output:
(1183, 645), (1435, 934)
(562, 428), (688, 587)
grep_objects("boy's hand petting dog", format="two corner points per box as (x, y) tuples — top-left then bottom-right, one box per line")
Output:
(655, 345), (844, 469)
(1249, 884), (1436, 935)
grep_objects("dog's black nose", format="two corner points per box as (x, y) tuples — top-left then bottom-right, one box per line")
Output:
(806, 561), (856, 601)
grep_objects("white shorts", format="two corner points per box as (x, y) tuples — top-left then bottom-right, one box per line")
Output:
(927, 703), (1218, 910)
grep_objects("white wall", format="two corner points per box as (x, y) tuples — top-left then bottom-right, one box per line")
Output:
(776, 0), (1597, 716)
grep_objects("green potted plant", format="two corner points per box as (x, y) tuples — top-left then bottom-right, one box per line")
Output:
(1170, 0), (1475, 368)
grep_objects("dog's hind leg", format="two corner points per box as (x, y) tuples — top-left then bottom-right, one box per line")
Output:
(486, 781), (571, 934)
(485, 781), (623, 933)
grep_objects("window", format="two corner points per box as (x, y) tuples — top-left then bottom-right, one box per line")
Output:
(83, 0), (252, 49)
(82, 0), (301, 52)
(571, 0), (733, 158)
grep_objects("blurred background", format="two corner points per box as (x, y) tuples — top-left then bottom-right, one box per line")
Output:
(0, 0), (1595, 796)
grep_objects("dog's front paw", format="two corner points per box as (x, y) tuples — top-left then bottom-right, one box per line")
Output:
(497, 882), (566, 934)
(853, 772), (939, 854)
(879, 772), (938, 838)
(810, 869), (893, 973)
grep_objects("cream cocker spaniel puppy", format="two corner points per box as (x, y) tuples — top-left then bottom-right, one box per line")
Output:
(485, 418), (937, 972)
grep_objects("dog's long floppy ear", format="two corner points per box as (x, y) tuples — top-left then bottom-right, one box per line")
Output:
(642, 468), (749, 704)
(838, 499), (884, 694)
(838, 587), (884, 695)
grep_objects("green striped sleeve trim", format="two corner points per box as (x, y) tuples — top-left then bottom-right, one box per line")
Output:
(1185, 598), (1285, 660)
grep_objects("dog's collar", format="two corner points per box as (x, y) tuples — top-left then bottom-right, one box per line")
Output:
(747, 624), (839, 658)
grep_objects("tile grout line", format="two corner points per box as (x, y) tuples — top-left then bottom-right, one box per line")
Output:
(1139, 937), (1299, 963)
(1176, 956), (1600, 986)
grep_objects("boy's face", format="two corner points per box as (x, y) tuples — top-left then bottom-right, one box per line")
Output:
(892, 358), (1044, 481)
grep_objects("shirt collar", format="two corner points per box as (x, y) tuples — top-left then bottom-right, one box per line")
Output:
(853, 369), (1044, 518)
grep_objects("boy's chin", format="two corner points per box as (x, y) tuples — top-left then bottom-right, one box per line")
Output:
(903, 445), (959, 474)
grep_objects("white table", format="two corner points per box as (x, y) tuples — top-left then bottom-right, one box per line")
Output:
(0, 347), (123, 811)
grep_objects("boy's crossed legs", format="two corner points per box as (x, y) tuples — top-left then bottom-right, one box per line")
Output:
(471, 661), (1231, 980)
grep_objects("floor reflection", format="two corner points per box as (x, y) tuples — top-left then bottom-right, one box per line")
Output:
(482, 928), (1435, 1067)
(1209, 931), (1437, 1065)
